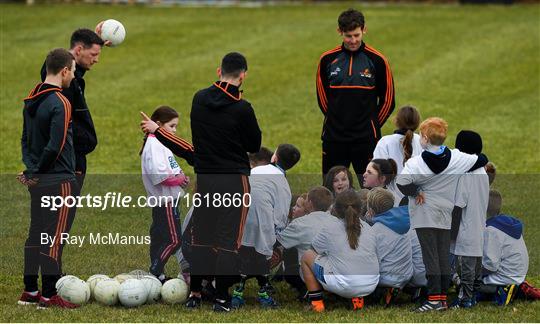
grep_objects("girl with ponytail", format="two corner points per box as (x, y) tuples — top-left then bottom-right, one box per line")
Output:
(141, 105), (190, 281)
(300, 190), (379, 312)
(373, 105), (422, 173)
(362, 158), (405, 206)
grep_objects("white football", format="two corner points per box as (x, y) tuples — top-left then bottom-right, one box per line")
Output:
(161, 278), (188, 304)
(87, 274), (110, 299)
(94, 279), (120, 306)
(119, 279), (148, 308)
(114, 273), (134, 284)
(129, 269), (150, 279)
(55, 275), (77, 291)
(58, 277), (90, 305)
(141, 275), (162, 304)
(100, 19), (126, 47)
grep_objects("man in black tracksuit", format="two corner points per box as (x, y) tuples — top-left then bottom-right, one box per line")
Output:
(140, 53), (261, 312)
(316, 9), (395, 183)
(40, 29), (104, 188)
(19, 49), (80, 309)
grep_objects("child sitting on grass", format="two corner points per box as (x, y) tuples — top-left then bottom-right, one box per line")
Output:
(366, 188), (413, 306)
(479, 189), (529, 306)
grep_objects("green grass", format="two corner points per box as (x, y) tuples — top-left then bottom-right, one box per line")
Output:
(0, 2), (539, 322)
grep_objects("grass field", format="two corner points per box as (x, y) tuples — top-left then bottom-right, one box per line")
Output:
(0, 2), (539, 322)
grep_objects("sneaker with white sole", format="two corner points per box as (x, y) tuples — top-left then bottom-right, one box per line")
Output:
(213, 299), (233, 312)
(36, 295), (79, 309)
(185, 295), (202, 309)
(17, 291), (41, 305)
(413, 300), (447, 312)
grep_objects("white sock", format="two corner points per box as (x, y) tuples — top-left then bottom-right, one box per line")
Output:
(26, 290), (39, 296)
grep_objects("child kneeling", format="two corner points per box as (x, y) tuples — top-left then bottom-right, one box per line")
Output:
(301, 190), (379, 312)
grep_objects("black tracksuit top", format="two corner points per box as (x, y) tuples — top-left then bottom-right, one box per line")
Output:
(153, 81), (261, 175)
(41, 62), (98, 157)
(21, 83), (76, 186)
(190, 81), (261, 175)
(316, 42), (395, 144)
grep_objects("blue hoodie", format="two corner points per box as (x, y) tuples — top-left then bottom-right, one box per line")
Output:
(486, 214), (523, 239)
(373, 206), (410, 235)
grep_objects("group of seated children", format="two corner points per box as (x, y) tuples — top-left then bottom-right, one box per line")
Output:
(141, 104), (536, 313)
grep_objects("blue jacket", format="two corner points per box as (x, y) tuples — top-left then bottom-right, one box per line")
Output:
(373, 206), (410, 235)
(486, 214), (523, 239)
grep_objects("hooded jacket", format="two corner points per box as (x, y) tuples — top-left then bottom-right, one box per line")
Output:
(486, 214), (523, 239)
(21, 83), (75, 186)
(483, 214), (528, 285)
(41, 63), (97, 161)
(190, 81), (261, 175)
(371, 206), (413, 288)
(372, 205), (410, 235)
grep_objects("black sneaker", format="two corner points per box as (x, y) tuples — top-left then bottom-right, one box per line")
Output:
(213, 299), (233, 313)
(413, 300), (447, 312)
(261, 283), (276, 295)
(201, 283), (217, 302)
(185, 295), (202, 309)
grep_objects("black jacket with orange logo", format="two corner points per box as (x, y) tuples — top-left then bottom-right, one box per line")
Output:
(316, 42), (395, 143)
(21, 83), (75, 186)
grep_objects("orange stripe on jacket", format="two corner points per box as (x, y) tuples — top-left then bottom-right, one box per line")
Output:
(316, 46), (342, 113)
(54, 93), (72, 161)
(157, 128), (194, 152)
(23, 87), (62, 101)
(213, 82), (241, 101)
(364, 45), (393, 122)
(365, 45), (394, 124)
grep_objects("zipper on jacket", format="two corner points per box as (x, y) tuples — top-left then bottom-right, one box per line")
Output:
(348, 53), (353, 76)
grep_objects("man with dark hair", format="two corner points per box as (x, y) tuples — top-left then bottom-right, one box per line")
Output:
(187, 51), (261, 312)
(140, 52), (262, 312)
(18, 48), (80, 309)
(41, 27), (106, 189)
(316, 8), (395, 184)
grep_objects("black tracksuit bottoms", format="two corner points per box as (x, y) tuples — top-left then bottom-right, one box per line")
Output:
(189, 174), (250, 301)
(149, 204), (182, 277)
(322, 141), (376, 185)
(24, 180), (79, 298)
(416, 228), (451, 301)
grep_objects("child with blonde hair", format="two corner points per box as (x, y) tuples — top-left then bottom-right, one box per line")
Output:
(366, 188), (413, 305)
(396, 117), (488, 312)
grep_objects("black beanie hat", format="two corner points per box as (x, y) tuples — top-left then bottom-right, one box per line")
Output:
(455, 130), (483, 154)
